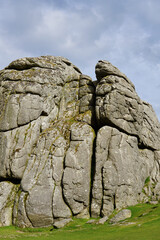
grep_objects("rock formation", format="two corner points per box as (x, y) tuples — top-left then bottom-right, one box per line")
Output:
(91, 60), (160, 217)
(0, 56), (160, 227)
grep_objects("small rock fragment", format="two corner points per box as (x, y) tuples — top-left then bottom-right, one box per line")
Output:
(86, 219), (96, 224)
(149, 201), (159, 205)
(97, 216), (108, 224)
(110, 209), (132, 223)
(53, 218), (73, 229)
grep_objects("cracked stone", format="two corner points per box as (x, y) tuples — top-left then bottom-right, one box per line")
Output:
(0, 56), (160, 228)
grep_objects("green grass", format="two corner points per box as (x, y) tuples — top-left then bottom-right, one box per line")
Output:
(144, 176), (150, 185)
(1, 203), (160, 240)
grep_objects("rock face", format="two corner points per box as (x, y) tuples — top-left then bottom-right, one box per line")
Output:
(0, 56), (95, 227)
(0, 56), (160, 227)
(91, 60), (160, 218)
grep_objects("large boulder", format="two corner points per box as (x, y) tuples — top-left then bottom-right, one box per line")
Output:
(91, 60), (160, 218)
(0, 56), (95, 227)
(91, 126), (159, 217)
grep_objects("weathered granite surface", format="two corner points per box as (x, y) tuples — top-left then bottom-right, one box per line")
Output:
(0, 56), (160, 227)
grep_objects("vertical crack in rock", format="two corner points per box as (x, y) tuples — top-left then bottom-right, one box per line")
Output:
(113, 194), (116, 210)
(89, 137), (96, 216)
(100, 166), (104, 217)
(23, 193), (34, 227)
(60, 172), (73, 216)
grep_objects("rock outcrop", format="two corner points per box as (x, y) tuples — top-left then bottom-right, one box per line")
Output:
(0, 56), (160, 227)
(91, 60), (160, 217)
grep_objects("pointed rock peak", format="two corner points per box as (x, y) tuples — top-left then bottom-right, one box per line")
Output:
(95, 60), (134, 87)
(95, 60), (125, 80)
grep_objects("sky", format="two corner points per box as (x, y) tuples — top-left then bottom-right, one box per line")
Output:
(0, 0), (160, 118)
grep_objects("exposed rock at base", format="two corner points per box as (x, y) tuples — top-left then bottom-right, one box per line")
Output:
(149, 201), (159, 205)
(110, 209), (132, 223)
(86, 219), (96, 224)
(0, 182), (18, 227)
(0, 56), (160, 228)
(97, 216), (108, 224)
(53, 218), (73, 229)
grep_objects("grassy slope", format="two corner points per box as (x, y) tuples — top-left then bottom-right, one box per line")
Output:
(0, 203), (160, 240)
